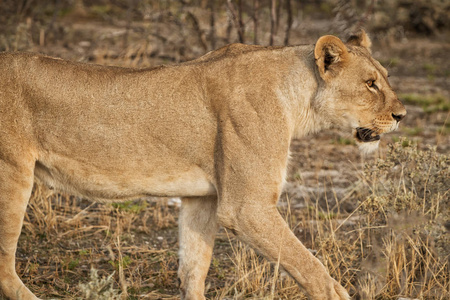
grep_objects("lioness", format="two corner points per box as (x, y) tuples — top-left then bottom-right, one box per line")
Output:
(0, 30), (405, 300)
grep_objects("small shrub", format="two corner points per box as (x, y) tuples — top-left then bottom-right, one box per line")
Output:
(78, 268), (121, 300)
(357, 138), (449, 298)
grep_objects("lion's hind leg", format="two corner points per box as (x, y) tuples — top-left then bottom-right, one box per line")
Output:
(178, 196), (219, 300)
(0, 158), (39, 300)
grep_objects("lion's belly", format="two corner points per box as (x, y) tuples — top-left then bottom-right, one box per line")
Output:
(34, 156), (216, 201)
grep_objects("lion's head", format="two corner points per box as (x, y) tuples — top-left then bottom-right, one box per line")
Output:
(313, 30), (406, 153)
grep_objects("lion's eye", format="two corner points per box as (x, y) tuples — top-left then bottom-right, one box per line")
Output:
(366, 80), (375, 88)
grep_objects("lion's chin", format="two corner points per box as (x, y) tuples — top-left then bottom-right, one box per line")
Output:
(357, 140), (380, 154)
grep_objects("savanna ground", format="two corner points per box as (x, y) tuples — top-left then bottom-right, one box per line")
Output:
(0, 0), (449, 299)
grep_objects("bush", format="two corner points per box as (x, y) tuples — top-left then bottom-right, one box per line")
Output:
(356, 138), (449, 298)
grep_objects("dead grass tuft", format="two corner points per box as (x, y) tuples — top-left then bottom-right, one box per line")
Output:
(78, 268), (120, 300)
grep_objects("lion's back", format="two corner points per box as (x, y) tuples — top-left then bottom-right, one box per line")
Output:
(190, 43), (271, 65)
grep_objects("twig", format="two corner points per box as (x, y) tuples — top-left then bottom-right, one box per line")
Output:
(186, 11), (208, 51)
(226, 0), (245, 43)
(208, 0), (216, 49)
(284, 0), (293, 46)
(253, 0), (259, 44)
(355, 0), (375, 30)
(270, 0), (277, 45)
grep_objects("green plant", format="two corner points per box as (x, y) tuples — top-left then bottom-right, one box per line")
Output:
(333, 137), (355, 145)
(79, 249), (90, 256)
(68, 258), (80, 270)
(111, 200), (148, 214)
(109, 255), (132, 270)
(423, 62), (437, 74)
(212, 257), (226, 280)
(400, 93), (449, 113)
(404, 126), (423, 136)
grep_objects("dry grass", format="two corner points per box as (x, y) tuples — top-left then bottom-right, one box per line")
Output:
(15, 139), (448, 299)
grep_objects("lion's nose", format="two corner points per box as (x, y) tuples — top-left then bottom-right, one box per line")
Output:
(392, 113), (405, 122)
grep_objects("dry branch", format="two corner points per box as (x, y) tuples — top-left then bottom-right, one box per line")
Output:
(270, 0), (277, 45)
(284, 0), (293, 45)
(208, 0), (216, 50)
(226, 0), (245, 43)
(186, 11), (208, 51)
(253, 0), (259, 44)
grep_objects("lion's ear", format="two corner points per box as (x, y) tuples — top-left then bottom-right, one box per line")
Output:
(347, 29), (372, 52)
(314, 35), (349, 81)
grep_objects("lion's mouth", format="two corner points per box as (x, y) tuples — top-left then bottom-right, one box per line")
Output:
(355, 127), (380, 143)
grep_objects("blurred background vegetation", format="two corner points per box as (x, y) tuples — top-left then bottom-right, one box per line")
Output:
(1, 0), (449, 66)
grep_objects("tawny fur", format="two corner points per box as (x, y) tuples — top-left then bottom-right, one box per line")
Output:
(0, 30), (405, 300)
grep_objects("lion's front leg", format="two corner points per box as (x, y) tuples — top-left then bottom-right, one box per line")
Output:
(178, 196), (219, 300)
(0, 158), (40, 300)
(214, 139), (349, 299)
(217, 199), (349, 300)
